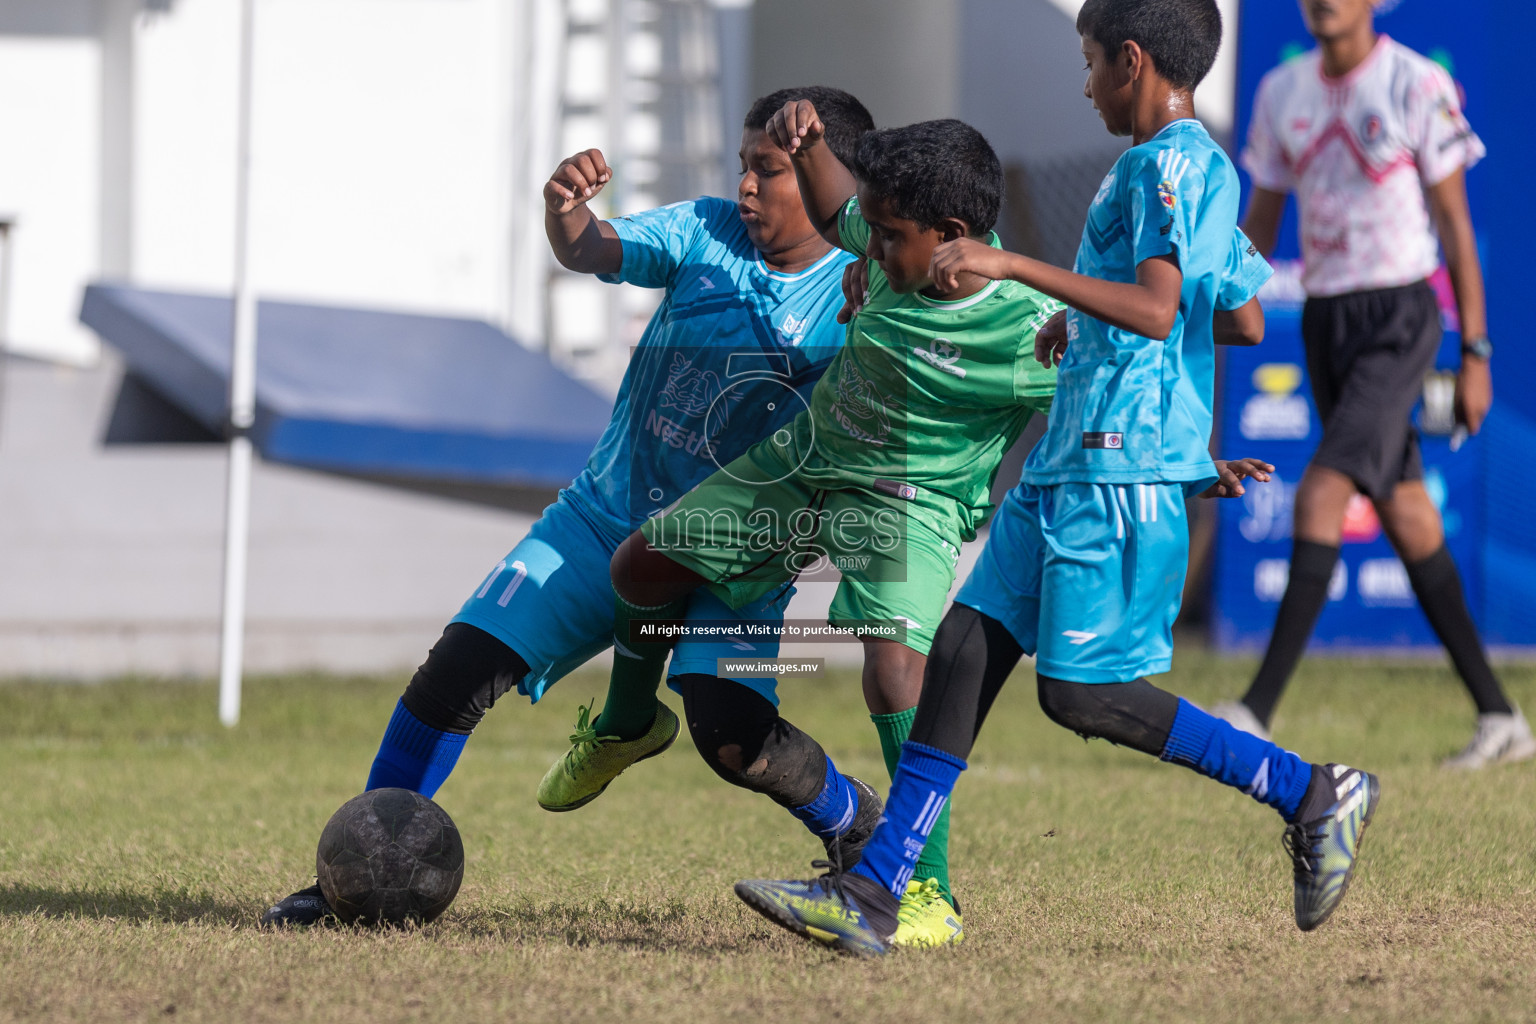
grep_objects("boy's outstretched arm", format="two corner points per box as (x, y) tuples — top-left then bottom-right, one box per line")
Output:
(766, 100), (859, 249)
(544, 148), (624, 275)
(930, 239), (1184, 341)
(1214, 297), (1265, 346)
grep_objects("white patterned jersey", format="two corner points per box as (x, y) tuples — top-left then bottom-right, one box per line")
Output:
(1241, 36), (1484, 297)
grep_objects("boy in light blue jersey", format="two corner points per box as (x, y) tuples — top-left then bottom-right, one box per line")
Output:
(734, 0), (1381, 956)
(262, 87), (883, 926)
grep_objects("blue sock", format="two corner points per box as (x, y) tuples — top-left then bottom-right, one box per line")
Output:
(789, 757), (859, 840)
(364, 700), (469, 797)
(1160, 698), (1312, 821)
(850, 742), (966, 899)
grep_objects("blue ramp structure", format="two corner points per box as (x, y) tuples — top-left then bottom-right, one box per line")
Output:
(81, 284), (612, 496)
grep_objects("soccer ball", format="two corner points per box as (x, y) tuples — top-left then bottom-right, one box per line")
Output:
(315, 788), (465, 925)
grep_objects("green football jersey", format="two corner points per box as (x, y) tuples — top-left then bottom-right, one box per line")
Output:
(794, 197), (1061, 529)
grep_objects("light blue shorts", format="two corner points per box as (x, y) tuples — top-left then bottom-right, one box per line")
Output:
(451, 492), (791, 704)
(955, 481), (1189, 683)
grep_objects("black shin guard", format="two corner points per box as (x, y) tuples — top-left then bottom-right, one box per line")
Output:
(399, 622), (530, 734)
(1036, 674), (1180, 756)
(910, 604), (1025, 760)
(675, 675), (827, 808)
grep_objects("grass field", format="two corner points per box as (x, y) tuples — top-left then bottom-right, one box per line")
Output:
(3, 653), (1535, 1023)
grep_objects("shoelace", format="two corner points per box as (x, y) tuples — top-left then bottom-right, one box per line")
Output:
(897, 878), (942, 924)
(808, 859), (851, 907)
(565, 702), (621, 770)
(1281, 821), (1322, 879)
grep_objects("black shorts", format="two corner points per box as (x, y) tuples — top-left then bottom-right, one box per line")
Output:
(1301, 279), (1440, 501)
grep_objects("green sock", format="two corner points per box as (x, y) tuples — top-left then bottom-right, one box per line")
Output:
(871, 707), (954, 904)
(596, 590), (687, 740)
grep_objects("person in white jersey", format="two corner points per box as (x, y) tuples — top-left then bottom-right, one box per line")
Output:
(1211, 0), (1531, 769)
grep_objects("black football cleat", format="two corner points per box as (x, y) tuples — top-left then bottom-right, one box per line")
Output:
(259, 881), (336, 928)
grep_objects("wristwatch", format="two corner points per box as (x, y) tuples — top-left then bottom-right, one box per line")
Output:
(1462, 336), (1494, 360)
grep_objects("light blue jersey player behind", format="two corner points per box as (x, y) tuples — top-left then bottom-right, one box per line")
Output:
(260, 87), (880, 927)
(733, 0), (1382, 955)
(457, 192), (850, 707)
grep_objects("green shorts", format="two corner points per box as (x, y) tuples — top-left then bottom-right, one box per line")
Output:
(640, 430), (967, 654)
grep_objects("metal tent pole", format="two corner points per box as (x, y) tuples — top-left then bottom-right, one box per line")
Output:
(219, 0), (258, 727)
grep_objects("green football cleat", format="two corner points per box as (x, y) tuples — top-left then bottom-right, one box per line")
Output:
(892, 877), (964, 948)
(1284, 763), (1380, 931)
(536, 701), (679, 812)
(734, 864), (900, 958)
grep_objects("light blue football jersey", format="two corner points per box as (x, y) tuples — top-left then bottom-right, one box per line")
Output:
(1023, 120), (1271, 489)
(564, 197), (854, 533)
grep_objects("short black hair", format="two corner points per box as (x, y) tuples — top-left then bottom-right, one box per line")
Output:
(848, 119), (1002, 236)
(744, 86), (875, 168)
(1077, 0), (1222, 90)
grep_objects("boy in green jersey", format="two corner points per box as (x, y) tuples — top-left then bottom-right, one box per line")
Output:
(541, 108), (1060, 945)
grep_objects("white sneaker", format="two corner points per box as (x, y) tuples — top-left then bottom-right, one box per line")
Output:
(1209, 700), (1272, 742)
(1443, 708), (1536, 770)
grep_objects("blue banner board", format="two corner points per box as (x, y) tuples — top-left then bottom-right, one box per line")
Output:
(1218, 0), (1535, 648)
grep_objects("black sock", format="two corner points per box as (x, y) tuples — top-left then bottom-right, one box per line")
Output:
(1405, 545), (1512, 716)
(1242, 540), (1340, 726)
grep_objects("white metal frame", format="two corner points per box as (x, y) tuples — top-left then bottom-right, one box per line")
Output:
(218, 0), (259, 726)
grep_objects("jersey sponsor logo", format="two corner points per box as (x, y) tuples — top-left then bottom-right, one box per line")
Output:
(1158, 179), (1178, 212)
(912, 338), (966, 378)
(657, 352), (748, 445)
(1081, 432), (1123, 450)
(873, 478), (918, 501)
(658, 353), (728, 419)
(1061, 630), (1098, 646)
(829, 358), (891, 444)
(1360, 112), (1385, 144)
(775, 311), (809, 346)
(644, 408), (717, 458)
(697, 274), (717, 290)
(1093, 171), (1117, 206)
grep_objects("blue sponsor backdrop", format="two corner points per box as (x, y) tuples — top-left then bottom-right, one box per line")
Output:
(1217, 0), (1536, 649)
